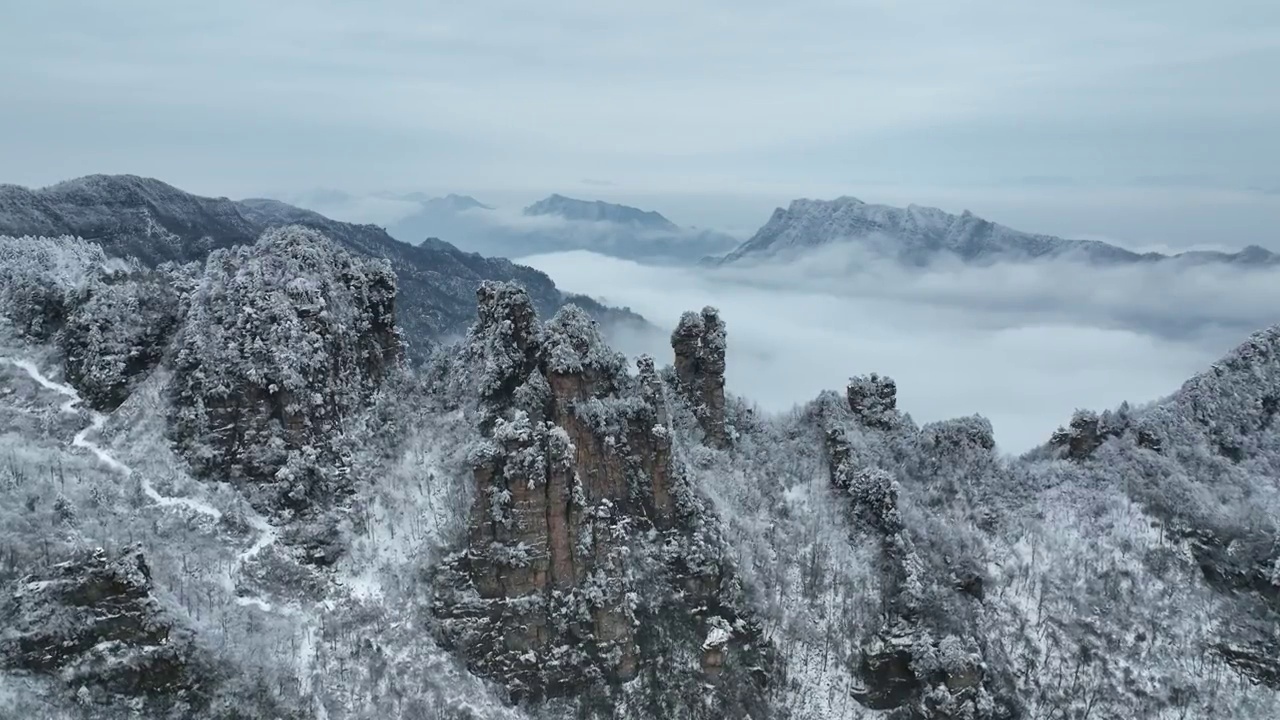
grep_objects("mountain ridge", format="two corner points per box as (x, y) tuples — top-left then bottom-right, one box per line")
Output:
(720, 195), (1279, 266)
(2, 221), (1280, 717)
(522, 193), (680, 231)
(382, 191), (740, 264)
(0, 174), (646, 358)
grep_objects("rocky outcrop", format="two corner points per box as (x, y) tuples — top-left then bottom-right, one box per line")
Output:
(847, 373), (899, 430)
(671, 307), (728, 448)
(1048, 408), (1127, 460)
(0, 235), (182, 411)
(435, 282), (680, 699)
(435, 283), (775, 710)
(1213, 641), (1280, 690)
(62, 270), (184, 411)
(169, 226), (402, 514)
(0, 545), (212, 709)
(922, 415), (997, 454)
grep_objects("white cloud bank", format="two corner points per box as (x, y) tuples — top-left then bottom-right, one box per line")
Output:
(520, 249), (1280, 454)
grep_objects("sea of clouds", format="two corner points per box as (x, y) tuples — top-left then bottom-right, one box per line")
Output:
(521, 244), (1280, 453)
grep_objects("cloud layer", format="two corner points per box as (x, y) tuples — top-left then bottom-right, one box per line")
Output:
(520, 249), (1280, 453)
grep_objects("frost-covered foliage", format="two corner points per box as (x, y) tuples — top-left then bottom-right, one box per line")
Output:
(1030, 325), (1280, 695)
(169, 225), (402, 513)
(541, 304), (628, 380)
(5, 217), (1280, 719)
(0, 235), (117, 339)
(670, 306), (728, 447)
(846, 372), (900, 430)
(684, 323), (1280, 719)
(433, 282), (781, 718)
(0, 326), (522, 719)
(62, 271), (184, 410)
(0, 234), (183, 410)
(0, 174), (648, 362)
(466, 281), (543, 405)
(0, 545), (216, 713)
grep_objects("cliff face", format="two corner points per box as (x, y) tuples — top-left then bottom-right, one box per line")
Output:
(10, 198), (1280, 718)
(434, 282), (775, 712)
(671, 307), (728, 448)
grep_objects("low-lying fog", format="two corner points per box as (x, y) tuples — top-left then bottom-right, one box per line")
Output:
(521, 247), (1280, 453)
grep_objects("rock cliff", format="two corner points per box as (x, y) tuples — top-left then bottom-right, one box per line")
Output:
(433, 282), (776, 714)
(671, 307), (728, 448)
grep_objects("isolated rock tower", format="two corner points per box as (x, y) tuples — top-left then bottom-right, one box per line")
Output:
(671, 306), (728, 448)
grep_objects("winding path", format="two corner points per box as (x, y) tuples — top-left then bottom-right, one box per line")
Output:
(3, 356), (282, 612)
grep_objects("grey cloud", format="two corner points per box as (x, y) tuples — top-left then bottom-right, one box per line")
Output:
(2, 0), (1277, 199)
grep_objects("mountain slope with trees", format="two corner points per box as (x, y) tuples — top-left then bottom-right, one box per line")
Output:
(0, 222), (1277, 719)
(0, 175), (645, 359)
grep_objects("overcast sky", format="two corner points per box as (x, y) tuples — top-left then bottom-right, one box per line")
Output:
(2, 0), (1278, 244)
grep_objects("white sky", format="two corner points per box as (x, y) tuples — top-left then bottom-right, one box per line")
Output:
(2, 1), (1278, 246)
(2, 2), (1278, 447)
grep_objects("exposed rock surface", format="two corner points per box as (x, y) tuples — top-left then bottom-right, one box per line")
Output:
(0, 234), (181, 411)
(1048, 408), (1128, 460)
(434, 282), (776, 712)
(62, 270), (184, 411)
(847, 372), (900, 430)
(671, 307), (728, 448)
(10, 180), (1280, 718)
(823, 393), (1019, 720)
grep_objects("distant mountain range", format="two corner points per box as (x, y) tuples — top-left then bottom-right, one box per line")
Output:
(523, 193), (680, 231)
(718, 196), (1279, 267)
(372, 193), (741, 264)
(290, 189), (1278, 271)
(0, 175), (644, 358)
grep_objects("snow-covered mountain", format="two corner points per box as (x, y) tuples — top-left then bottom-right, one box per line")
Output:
(720, 196), (1280, 267)
(382, 192), (741, 264)
(0, 175), (644, 359)
(3, 212), (1280, 718)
